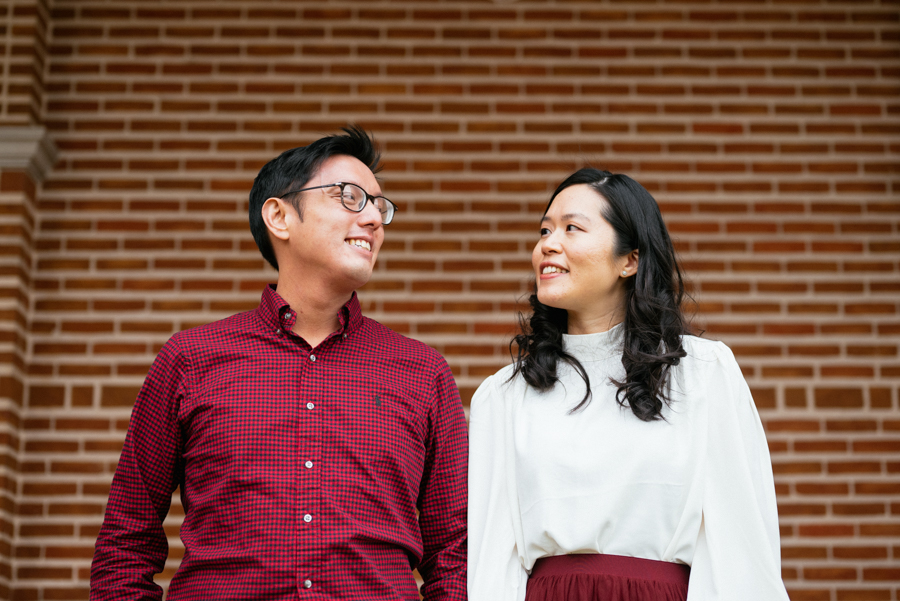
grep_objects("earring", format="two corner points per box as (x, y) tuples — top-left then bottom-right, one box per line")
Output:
(621, 270), (627, 276)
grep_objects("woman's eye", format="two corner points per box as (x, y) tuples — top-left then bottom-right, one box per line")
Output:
(566, 224), (580, 232)
(539, 228), (550, 236)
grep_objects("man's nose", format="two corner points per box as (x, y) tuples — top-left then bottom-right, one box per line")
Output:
(358, 196), (383, 227)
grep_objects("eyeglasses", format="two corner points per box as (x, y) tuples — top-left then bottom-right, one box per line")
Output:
(279, 182), (398, 225)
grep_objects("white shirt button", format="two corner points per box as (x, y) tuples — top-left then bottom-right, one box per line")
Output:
(303, 513), (312, 523)
(309, 354), (316, 362)
(275, 328), (281, 335)
(342, 333), (348, 339)
(306, 402), (314, 410)
(305, 460), (313, 468)
(285, 312), (291, 319)
(303, 579), (312, 588)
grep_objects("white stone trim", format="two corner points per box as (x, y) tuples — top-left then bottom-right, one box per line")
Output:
(0, 126), (57, 183)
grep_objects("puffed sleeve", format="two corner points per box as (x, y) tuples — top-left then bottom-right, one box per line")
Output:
(468, 373), (529, 601)
(687, 342), (790, 600)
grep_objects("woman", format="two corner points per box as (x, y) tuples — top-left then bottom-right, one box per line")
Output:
(468, 168), (789, 601)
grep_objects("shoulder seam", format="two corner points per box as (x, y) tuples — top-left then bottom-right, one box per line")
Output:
(165, 334), (194, 408)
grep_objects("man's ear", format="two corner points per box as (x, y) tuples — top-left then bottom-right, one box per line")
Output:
(262, 197), (292, 242)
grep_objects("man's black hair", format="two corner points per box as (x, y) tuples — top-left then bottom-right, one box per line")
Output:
(248, 125), (382, 270)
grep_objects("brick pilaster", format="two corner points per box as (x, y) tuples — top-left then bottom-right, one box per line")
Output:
(0, 125), (54, 600)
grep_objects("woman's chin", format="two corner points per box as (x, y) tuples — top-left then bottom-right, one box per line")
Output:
(536, 291), (570, 312)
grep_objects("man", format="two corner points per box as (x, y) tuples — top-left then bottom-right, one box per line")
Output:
(91, 126), (468, 600)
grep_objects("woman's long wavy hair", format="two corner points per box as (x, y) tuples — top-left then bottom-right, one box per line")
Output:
(510, 168), (688, 421)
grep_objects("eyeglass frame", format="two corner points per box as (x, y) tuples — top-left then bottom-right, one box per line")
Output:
(278, 181), (398, 225)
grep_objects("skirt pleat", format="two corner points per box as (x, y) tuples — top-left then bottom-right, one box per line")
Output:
(524, 554), (690, 601)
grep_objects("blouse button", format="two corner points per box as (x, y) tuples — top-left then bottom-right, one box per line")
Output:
(305, 460), (313, 468)
(309, 354), (316, 362)
(275, 328), (281, 335)
(303, 514), (312, 523)
(285, 312), (291, 319)
(306, 402), (314, 410)
(303, 579), (312, 589)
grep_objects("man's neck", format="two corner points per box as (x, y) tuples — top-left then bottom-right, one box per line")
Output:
(275, 275), (352, 349)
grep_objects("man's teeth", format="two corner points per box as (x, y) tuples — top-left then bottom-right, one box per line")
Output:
(347, 239), (371, 251)
(542, 266), (568, 274)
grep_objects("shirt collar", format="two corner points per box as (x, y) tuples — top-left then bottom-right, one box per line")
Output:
(257, 284), (363, 337)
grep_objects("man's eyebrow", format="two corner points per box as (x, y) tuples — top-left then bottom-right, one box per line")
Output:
(345, 180), (383, 197)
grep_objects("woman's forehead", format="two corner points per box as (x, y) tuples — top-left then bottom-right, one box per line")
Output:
(545, 184), (606, 217)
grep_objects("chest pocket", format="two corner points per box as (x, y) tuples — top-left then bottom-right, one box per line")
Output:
(321, 375), (427, 492)
(372, 381), (428, 462)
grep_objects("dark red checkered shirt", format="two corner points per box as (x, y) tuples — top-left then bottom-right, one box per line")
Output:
(91, 286), (468, 600)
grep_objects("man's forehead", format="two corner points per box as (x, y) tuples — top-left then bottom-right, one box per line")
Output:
(313, 155), (381, 193)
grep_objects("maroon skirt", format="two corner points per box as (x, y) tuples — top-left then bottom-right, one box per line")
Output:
(525, 554), (689, 601)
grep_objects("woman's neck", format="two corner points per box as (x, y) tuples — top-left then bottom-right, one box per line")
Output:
(567, 306), (625, 335)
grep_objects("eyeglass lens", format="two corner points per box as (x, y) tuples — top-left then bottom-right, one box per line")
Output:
(340, 183), (394, 225)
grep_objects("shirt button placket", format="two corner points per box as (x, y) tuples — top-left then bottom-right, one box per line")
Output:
(300, 346), (320, 596)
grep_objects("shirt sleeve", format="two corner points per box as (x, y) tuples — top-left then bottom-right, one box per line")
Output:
(468, 374), (528, 601)
(687, 342), (790, 601)
(90, 338), (188, 601)
(417, 358), (469, 601)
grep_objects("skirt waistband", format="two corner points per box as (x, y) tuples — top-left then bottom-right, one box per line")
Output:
(530, 554), (690, 585)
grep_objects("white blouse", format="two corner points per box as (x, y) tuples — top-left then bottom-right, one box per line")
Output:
(468, 325), (790, 601)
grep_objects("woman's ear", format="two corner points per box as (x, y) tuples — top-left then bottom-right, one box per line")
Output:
(621, 249), (639, 277)
(262, 197), (291, 242)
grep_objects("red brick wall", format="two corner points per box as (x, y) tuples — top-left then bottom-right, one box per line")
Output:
(1, 1), (49, 598)
(1, 0), (47, 125)
(4, 0), (900, 599)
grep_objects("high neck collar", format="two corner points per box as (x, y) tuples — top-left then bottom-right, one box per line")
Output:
(562, 322), (624, 362)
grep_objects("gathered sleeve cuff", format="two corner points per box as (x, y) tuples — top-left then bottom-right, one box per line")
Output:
(468, 373), (528, 601)
(687, 342), (789, 601)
